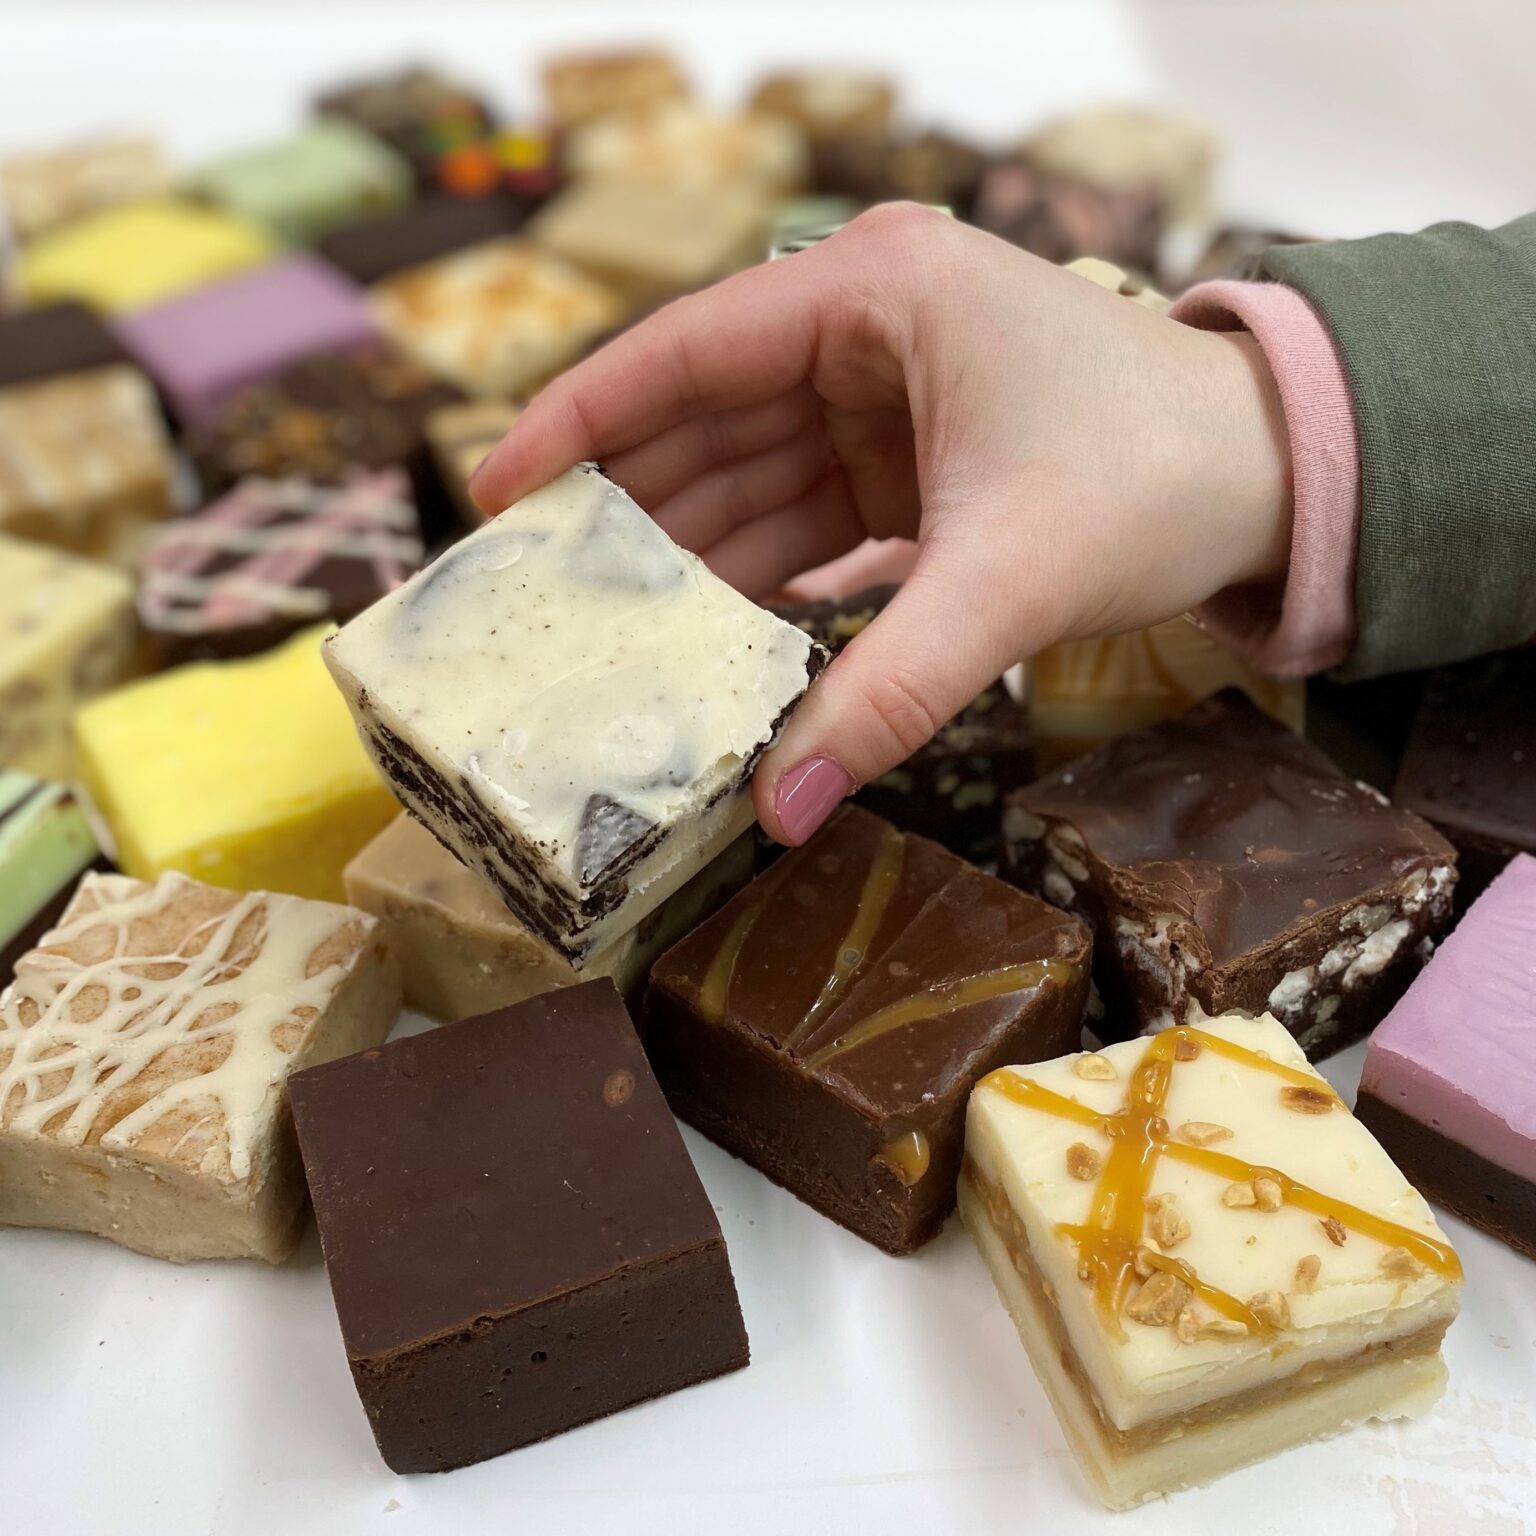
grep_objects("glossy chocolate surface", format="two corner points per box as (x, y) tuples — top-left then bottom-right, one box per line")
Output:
(0, 302), (130, 392)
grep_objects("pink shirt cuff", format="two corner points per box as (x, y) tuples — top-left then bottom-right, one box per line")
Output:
(1170, 279), (1362, 677)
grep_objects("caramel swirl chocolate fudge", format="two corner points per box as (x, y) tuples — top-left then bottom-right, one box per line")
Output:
(326, 464), (826, 961)
(1001, 691), (1456, 1057)
(961, 1012), (1462, 1509)
(0, 870), (399, 1262)
(1358, 855), (1536, 1260)
(643, 805), (1090, 1253)
(289, 980), (748, 1473)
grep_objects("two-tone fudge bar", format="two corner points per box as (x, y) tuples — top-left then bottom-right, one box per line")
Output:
(1001, 691), (1456, 1057)
(76, 625), (398, 902)
(344, 813), (752, 1021)
(137, 470), (423, 665)
(0, 870), (399, 1261)
(325, 463), (826, 960)
(541, 49), (691, 128)
(0, 135), (171, 241)
(289, 979), (748, 1472)
(962, 1011), (1462, 1508)
(1357, 854), (1536, 1260)
(644, 804), (1090, 1253)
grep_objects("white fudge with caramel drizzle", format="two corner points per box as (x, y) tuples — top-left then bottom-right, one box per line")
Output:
(0, 870), (399, 1262)
(961, 1011), (1461, 1510)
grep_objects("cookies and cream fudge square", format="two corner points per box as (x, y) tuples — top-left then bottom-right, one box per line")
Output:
(0, 870), (399, 1262)
(961, 1011), (1462, 1509)
(325, 463), (827, 961)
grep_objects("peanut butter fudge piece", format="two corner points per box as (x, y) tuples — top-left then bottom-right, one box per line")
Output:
(0, 870), (399, 1262)
(290, 980), (747, 1472)
(541, 49), (691, 128)
(326, 464), (826, 960)
(344, 814), (751, 1021)
(1001, 691), (1456, 1057)
(644, 805), (1090, 1253)
(962, 1012), (1462, 1509)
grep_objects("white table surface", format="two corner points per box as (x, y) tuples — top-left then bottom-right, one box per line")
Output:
(3, 5), (1534, 1533)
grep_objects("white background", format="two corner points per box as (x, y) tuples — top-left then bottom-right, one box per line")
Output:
(3, 5), (1535, 1535)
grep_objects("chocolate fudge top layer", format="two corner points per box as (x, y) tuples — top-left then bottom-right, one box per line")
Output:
(1013, 690), (1456, 969)
(0, 302), (131, 391)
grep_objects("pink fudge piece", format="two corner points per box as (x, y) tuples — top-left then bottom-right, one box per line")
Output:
(115, 253), (377, 424)
(1360, 853), (1536, 1182)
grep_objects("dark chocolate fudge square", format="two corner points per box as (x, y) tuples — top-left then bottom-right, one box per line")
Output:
(1000, 689), (1458, 1059)
(643, 805), (1090, 1255)
(1394, 650), (1536, 912)
(289, 980), (749, 1474)
(0, 302), (132, 391)
(770, 585), (1034, 861)
(317, 194), (528, 286)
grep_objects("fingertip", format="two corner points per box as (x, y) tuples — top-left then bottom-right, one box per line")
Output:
(752, 749), (854, 847)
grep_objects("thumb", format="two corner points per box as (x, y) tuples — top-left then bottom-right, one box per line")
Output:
(753, 538), (1032, 845)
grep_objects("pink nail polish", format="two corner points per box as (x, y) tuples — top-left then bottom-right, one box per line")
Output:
(774, 756), (854, 846)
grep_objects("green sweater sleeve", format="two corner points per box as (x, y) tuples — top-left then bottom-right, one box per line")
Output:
(1256, 216), (1536, 679)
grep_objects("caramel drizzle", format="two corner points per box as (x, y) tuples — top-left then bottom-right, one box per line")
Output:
(875, 1129), (931, 1187)
(695, 854), (798, 1023)
(980, 1026), (1462, 1339)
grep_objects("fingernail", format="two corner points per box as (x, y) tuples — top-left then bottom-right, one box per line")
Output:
(773, 756), (854, 846)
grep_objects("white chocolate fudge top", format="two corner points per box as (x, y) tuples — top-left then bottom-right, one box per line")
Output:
(0, 871), (379, 1184)
(966, 1012), (1461, 1431)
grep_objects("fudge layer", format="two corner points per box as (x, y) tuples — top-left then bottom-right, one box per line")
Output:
(962, 1012), (1461, 1509)
(1002, 691), (1456, 1056)
(0, 535), (140, 780)
(541, 49), (691, 128)
(290, 980), (748, 1472)
(1358, 854), (1536, 1260)
(326, 464), (826, 959)
(344, 813), (752, 1021)
(0, 870), (399, 1262)
(76, 625), (397, 902)
(644, 805), (1090, 1253)
(0, 302), (131, 391)
(0, 135), (171, 241)
(317, 194), (527, 285)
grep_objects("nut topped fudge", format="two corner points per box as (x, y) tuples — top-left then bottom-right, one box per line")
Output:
(1002, 691), (1456, 1056)
(962, 1011), (1462, 1509)
(326, 464), (827, 961)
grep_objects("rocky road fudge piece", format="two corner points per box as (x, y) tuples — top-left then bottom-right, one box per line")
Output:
(76, 625), (397, 902)
(0, 364), (176, 566)
(137, 470), (422, 666)
(0, 135), (171, 241)
(0, 301), (131, 391)
(1357, 855), (1536, 1260)
(962, 1012), (1462, 1509)
(423, 399), (519, 525)
(1394, 651), (1536, 910)
(0, 870), (399, 1262)
(541, 49), (691, 128)
(317, 194), (528, 285)
(315, 66), (494, 185)
(0, 535), (139, 779)
(975, 159), (1163, 272)
(644, 805), (1089, 1253)
(290, 979), (748, 1472)
(1001, 691), (1456, 1057)
(371, 238), (624, 399)
(327, 464), (824, 959)
(749, 71), (896, 145)
(345, 814), (752, 1022)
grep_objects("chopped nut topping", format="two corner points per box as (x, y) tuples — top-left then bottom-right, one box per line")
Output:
(1065, 1141), (1101, 1181)
(1254, 1176), (1284, 1211)
(1175, 1305), (1201, 1344)
(1077, 1259), (1094, 1285)
(1280, 1084), (1337, 1114)
(1125, 1270), (1192, 1327)
(1073, 1052), (1117, 1081)
(1150, 1203), (1191, 1249)
(1320, 1216), (1347, 1247)
(1221, 1180), (1258, 1208)
(1199, 1317), (1249, 1340)
(1173, 1036), (1201, 1062)
(1294, 1254), (1321, 1291)
(1132, 1245), (1158, 1278)
(1248, 1289), (1291, 1329)
(1141, 1191), (1176, 1213)
(1175, 1120), (1233, 1146)
(1379, 1246), (1422, 1279)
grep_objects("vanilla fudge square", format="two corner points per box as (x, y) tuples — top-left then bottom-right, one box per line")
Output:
(0, 870), (399, 1262)
(962, 1012), (1462, 1509)
(326, 464), (827, 961)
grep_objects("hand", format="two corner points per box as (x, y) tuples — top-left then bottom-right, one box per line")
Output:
(471, 203), (1293, 846)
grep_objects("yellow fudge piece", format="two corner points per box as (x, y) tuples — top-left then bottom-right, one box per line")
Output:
(75, 626), (396, 901)
(20, 197), (276, 314)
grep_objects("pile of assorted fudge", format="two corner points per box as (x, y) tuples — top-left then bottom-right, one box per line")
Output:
(1, 47), (1532, 1513)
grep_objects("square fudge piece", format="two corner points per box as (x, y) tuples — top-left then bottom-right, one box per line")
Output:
(1357, 855), (1536, 1260)
(316, 67), (494, 185)
(76, 626), (397, 902)
(192, 121), (412, 246)
(289, 979), (749, 1472)
(1394, 650), (1536, 910)
(812, 130), (988, 219)
(20, 198), (276, 314)
(137, 470), (423, 666)
(0, 535), (140, 779)
(1002, 691), (1456, 1057)
(541, 48), (691, 128)
(961, 1011), (1462, 1509)
(0, 135), (171, 241)
(0, 302), (131, 391)
(0, 870), (399, 1262)
(326, 463), (826, 960)
(317, 194), (527, 285)
(748, 72), (897, 145)
(423, 399), (519, 526)
(116, 254), (378, 425)
(771, 584), (1035, 860)
(370, 238), (625, 399)
(644, 804), (1090, 1253)
(0, 364), (176, 566)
